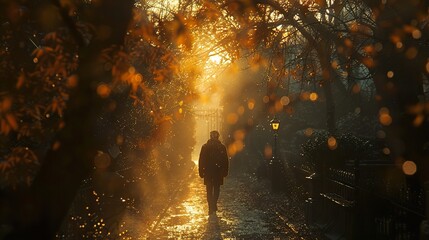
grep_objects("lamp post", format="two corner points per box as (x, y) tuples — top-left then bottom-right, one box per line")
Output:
(270, 117), (281, 192)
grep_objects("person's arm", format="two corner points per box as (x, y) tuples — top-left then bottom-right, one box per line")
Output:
(221, 145), (229, 177)
(198, 145), (206, 178)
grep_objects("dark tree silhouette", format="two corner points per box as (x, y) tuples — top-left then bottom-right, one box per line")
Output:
(4, 0), (134, 239)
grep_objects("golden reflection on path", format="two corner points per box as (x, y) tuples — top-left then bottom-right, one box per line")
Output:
(138, 167), (275, 239)
(140, 167), (210, 239)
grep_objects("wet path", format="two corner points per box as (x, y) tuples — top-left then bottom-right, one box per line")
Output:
(127, 166), (320, 239)
(144, 170), (207, 239)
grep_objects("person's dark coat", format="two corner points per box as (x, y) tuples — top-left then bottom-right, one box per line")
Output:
(198, 139), (229, 185)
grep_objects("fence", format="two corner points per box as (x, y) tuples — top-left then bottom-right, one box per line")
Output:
(293, 160), (426, 240)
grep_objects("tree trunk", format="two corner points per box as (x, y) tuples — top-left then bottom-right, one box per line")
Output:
(316, 39), (337, 135)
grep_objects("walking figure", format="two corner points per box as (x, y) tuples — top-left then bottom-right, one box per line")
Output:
(199, 130), (229, 215)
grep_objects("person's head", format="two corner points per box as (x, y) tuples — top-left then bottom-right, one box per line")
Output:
(210, 130), (220, 140)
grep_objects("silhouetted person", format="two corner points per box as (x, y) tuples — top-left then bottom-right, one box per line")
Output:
(199, 130), (229, 215)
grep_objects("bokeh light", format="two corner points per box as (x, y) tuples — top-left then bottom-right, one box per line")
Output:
(227, 113), (239, 125)
(413, 114), (424, 127)
(412, 29), (422, 39)
(377, 130), (386, 139)
(237, 106), (245, 115)
(304, 128), (313, 137)
(263, 96), (270, 104)
(264, 145), (273, 159)
(379, 107), (392, 126)
(280, 96), (290, 106)
(247, 99), (255, 110)
(97, 84), (111, 98)
(382, 147), (391, 155)
(327, 137), (337, 150)
(94, 151), (111, 170)
(300, 92), (310, 101)
(352, 84), (360, 94)
(67, 75), (79, 88)
(405, 47), (418, 59)
(309, 92), (318, 102)
(402, 161), (417, 176)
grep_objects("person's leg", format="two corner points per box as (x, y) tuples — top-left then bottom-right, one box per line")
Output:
(212, 184), (220, 212)
(206, 183), (214, 214)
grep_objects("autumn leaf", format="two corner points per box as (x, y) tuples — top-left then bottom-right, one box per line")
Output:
(164, 15), (194, 50)
(44, 47), (54, 53)
(140, 23), (160, 45)
(17, 124), (31, 138)
(1, 119), (10, 135)
(45, 32), (57, 41)
(51, 98), (58, 113)
(16, 72), (26, 89)
(66, 75), (78, 88)
(6, 113), (18, 130)
(34, 48), (44, 58)
(0, 97), (12, 112)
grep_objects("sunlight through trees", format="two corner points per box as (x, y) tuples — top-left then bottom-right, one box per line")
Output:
(1, 0), (428, 239)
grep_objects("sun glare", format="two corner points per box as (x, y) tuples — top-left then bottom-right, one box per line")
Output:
(191, 48), (230, 163)
(209, 54), (222, 64)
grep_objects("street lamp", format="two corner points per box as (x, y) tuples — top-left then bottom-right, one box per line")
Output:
(270, 117), (280, 160)
(270, 118), (280, 132)
(270, 117), (281, 192)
